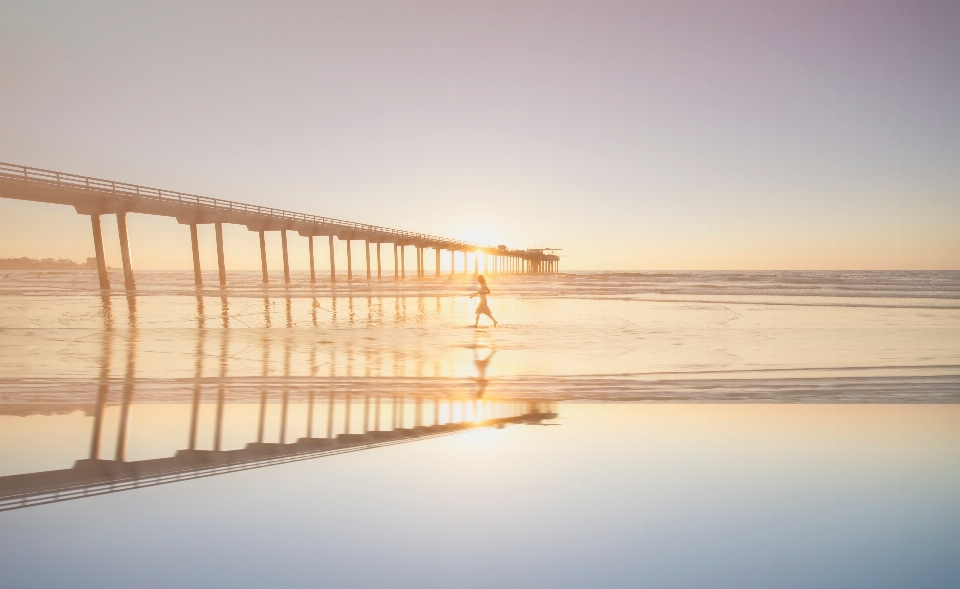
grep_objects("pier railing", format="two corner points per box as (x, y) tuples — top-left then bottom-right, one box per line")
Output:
(0, 161), (480, 249)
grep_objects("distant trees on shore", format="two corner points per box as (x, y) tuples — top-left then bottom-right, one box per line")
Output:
(0, 257), (97, 270)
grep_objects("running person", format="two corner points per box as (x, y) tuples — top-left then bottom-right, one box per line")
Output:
(470, 275), (498, 327)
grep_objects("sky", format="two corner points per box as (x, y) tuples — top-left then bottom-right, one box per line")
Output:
(1, 0), (958, 271)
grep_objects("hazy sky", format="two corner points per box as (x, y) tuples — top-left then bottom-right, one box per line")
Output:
(1, 0), (958, 270)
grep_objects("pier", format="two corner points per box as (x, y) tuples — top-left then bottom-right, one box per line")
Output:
(0, 162), (561, 290)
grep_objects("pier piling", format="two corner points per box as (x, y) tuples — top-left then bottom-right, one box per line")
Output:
(281, 230), (290, 285)
(346, 240), (353, 281)
(190, 224), (202, 287)
(308, 236), (315, 284)
(259, 231), (269, 284)
(90, 215), (110, 290)
(365, 240), (371, 280)
(328, 236), (336, 284)
(116, 212), (135, 290)
(215, 222), (226, 287)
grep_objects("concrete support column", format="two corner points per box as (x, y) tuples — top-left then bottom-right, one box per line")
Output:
(90, 214), (110, 290)
(365, 240), (371, 279)
(259, 231), (269, 284)
(474, 252), (478, 275)
(116, 212), (135, 290)
(346, 240), (353, 280)
(401, 245), (406, 278)
(328, 235), (336, 284)
(416, 247), (422, 278)
(281, 230), (290, 284)
(436, 248), (441, 277)
(308, 236), (316, 284)
(463, 251), (468, 275)
(450, 250), (455, 276)
(377, 243), (382, 279)
(190, 224), (202, 287)
(393, 244), (399, 280)
(215, 223), (226, 287)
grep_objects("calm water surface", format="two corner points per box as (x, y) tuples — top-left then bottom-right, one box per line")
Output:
(1, 270), (958, 588)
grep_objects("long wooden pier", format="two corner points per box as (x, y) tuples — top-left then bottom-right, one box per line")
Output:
(0, 162), (561, 289)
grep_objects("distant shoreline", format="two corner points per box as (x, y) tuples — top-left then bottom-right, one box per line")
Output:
(0, 257), (96, 271)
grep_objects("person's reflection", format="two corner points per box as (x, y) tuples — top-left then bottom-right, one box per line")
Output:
(470, 341), (496, 399)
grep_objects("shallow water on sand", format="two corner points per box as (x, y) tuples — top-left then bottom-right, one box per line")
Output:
(1, 270), (958, 588)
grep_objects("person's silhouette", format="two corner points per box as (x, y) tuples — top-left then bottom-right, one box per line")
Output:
(469, 275), (498, 327)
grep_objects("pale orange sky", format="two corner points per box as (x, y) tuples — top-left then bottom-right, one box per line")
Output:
(1, 0), (958, 270)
